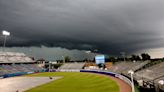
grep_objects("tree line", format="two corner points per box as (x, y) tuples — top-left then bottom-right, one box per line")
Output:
(63, 53), (153, 63)
(109, 53), (151, 62)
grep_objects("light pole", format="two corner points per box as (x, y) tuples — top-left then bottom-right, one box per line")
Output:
(62, 56), (65, 63)
(85, 50), (91, 61)
(2, 30), (10, 52)
(120, 52), (126, 62)
(49, 61), (51, 72)
(128, 70), (135, 92)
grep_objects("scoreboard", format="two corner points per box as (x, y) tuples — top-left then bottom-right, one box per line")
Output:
(95, 55), (105, 64)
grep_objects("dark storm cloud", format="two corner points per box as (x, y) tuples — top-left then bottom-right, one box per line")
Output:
(0, 0), (164, 55)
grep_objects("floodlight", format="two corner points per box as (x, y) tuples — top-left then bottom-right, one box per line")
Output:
(2, 30), (10, 51)
(85, 50), (91, 54)
(158, 80), (164, 85)
(128, 70), (134, 74)
(2, 30), (10, 36)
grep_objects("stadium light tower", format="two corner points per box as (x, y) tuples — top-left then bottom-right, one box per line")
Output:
(49, 61), (51, 72)
(85, 50), (91, 54)
(120, 52), (126, 62)
(2, 30), (10, 52)
(85, 50), (91, 61)
(62, 56), (65, 63)
(128, 70), (135, 92)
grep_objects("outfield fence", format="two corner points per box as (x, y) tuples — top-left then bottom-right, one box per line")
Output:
(57, 69), (132, 87)
(58, 69), (80, 72)
(80, 70), (132, 87)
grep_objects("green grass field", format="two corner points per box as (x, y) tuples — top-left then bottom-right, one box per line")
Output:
(25, 72), (119, 92)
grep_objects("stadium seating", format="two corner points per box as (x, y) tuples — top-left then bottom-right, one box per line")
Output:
(107, 61), (164, 91)
(0, 52), (44, 77)
(135, 62), (164, 81)
(0, 52), (34, 63)
(108, 61), (149, 74)
(59, 62), (85, 71)
(0, 64), (44, 76)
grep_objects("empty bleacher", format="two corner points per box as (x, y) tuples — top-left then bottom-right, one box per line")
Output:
(59, 63), (85, 71)
(107, 61), (164, 91)
(108, 61), (150, 74)
(135, 62), (164, 81)
(0, 52), (44, 77)
(0, 64), (44, 76)
(0, 52), (34, 63)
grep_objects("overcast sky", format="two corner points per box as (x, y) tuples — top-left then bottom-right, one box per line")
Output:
(0, 0), (164, 59)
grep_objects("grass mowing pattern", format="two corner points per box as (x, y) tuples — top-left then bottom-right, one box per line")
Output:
(25, 72), (119, 92)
